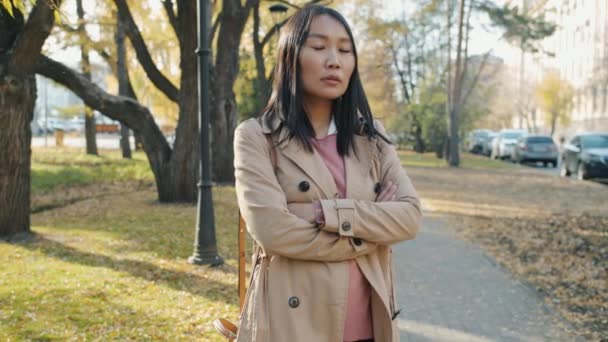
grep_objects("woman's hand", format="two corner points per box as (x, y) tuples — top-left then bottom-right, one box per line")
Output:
(375, 180), (397, 202)
(287, 203), (317, 223)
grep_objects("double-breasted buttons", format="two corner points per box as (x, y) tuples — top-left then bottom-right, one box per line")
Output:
(342, 222), (351, 231)
(374, 182), (381, 194)
(298, 181), (310, 192)
(288, 296), (300, 308)
(353, 238), (363, 246)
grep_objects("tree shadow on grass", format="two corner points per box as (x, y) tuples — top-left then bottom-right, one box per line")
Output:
(16, 233), (239, 304)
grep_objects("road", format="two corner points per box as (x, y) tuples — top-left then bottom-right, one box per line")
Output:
(32, 134), (135, 150)
(394, 214), (576, 342)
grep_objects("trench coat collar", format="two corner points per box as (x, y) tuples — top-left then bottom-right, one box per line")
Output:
(259, 112), (378, 200)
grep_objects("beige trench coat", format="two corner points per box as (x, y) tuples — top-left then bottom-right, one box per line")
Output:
(233, 113), (422, 342)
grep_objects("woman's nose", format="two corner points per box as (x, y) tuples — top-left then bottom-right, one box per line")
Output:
(326, 49), (341, 69)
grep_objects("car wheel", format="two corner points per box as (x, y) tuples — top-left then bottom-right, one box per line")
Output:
(560, 161), (570, 177)
(550, 160), (557, 168)
(577, 162), (588, 180)
(543, 161), (549, 167)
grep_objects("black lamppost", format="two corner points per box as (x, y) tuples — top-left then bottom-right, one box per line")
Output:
(189, 0), (223, 266)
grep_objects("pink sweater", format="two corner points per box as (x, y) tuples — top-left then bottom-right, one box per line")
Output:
(310, 134), (374, 342)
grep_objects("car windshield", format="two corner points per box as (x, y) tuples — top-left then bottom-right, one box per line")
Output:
(527, 137), (554, 144)
(503, 132), (523, 139)
(581, 135), (608, 149)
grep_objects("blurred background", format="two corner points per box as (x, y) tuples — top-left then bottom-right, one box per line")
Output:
(1, 0), (606, 341)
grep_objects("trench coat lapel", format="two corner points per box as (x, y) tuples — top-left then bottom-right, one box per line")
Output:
(280, 139), (338, 200)
(260, 112), (377, 201)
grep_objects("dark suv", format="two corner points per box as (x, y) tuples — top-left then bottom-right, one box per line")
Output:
(560, 133), (608, 180)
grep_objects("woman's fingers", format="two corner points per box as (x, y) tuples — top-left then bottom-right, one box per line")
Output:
(376, 181), (397, 202)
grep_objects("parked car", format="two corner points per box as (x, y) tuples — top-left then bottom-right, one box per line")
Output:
(481, 132), (497, 157)
(511, 135), (558, 167)
(36, 117), (68, 132)
(466, 129), (493, 154)
(560, 133), (608, 180)
(491, 129), (527, 160)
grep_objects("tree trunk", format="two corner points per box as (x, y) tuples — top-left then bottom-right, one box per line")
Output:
(163, 0), (200, 202)
(116, 9), (131, 159)
(252, 1), (272, 113)
(84, 109), (97, 153)
(211, 1), (252, 184)
(448, 0), (466, 167)
(77, 0), (98, 155)
(0, 0), (60, 239)
(0, 74), (35, 239)
(445, 0), (452, 162)
(120, 124), (132, 158)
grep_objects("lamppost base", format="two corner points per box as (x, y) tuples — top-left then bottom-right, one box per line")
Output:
(188, 253), (224, 267)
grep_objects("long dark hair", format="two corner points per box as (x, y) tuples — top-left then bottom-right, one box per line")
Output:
(262, 5), (387, 156)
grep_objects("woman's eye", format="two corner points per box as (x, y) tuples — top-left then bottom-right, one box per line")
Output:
(340, 49), (352, 53)
(312, 46), (325, 50)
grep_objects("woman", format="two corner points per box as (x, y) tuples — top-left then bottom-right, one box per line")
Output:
(234, 5), (421, 342)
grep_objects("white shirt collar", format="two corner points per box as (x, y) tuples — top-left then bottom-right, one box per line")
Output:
(327, 116), (337, 136)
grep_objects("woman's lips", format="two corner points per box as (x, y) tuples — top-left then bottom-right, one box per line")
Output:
(321, 78), (340, 86)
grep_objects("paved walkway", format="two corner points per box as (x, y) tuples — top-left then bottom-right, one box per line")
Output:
(393, 212), (576, 342)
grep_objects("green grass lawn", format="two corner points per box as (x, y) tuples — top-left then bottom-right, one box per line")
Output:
(399, 149), (518, 170)
(31, 147), (154, 194)
(1, 148), (241, 341)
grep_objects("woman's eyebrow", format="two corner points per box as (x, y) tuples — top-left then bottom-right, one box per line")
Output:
(307, 33), (351, 43)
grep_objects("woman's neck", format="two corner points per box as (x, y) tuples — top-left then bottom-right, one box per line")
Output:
(303, 95), (332, 138)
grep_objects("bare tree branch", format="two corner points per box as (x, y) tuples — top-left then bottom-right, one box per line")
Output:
(161, 0), (179, 40)
(96, 48), (138, 100)
(36, 55), (171, 157)
(113, 0), (179, 102)
(390, 45), (411, 104)
(460, 50), (492, 110)
(7, 0), (61, 75)
(261, 18), (289, 47)
(211, 11), (222, 43)
(458, 0), (474, 90)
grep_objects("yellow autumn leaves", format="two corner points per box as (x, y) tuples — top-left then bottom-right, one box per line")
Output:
(1, 0), (61, 23)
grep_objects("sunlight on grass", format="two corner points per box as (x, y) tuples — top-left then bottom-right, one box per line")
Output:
(1, 148), (243, 341)
(399, 150), (517, 170)
(1, 187), (241, 341)
(31, 147), (153, 194)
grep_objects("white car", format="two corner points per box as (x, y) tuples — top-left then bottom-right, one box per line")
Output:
(491, 129), (527, 160)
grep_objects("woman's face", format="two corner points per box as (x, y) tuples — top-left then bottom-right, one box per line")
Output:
(298, 14), (355, 101)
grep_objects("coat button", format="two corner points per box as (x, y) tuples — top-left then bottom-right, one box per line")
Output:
(342, 222), (351, 231)
(353, 238), (362, 246)
(374, 182), (381, 194)
(298, 181), (310, 192)
(288, 296), (300, 308)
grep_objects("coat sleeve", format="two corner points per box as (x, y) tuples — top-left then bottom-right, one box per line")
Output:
(318, 120), (422, 245)
(234, 119), (378, 262)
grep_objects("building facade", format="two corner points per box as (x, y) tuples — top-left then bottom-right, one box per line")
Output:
(529, 0), (608, 138)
